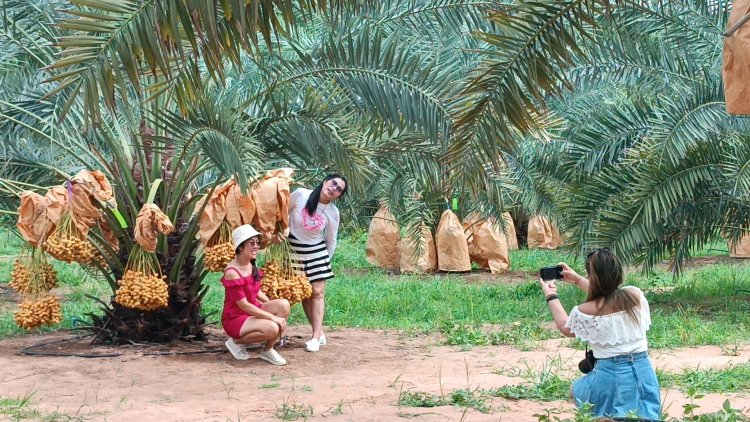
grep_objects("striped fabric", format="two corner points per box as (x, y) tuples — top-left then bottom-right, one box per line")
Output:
(288, 236), (334, 282)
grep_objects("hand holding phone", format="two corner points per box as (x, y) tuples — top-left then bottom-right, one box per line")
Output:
(539, 265), (563, 281)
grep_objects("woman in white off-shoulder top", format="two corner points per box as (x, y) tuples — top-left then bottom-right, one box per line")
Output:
(539, 248), (661, 420)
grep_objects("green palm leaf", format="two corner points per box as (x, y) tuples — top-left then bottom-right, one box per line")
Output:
(46, 0), (376, 123)
(449, 0), (602, 192)
(270, 26), (461, 143)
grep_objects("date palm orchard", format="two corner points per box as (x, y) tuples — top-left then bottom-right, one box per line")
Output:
(1, 0), (747, 341)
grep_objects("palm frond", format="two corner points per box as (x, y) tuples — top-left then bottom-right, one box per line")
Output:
(449, 0), (603, 192)
(46, 0), (372, 123)
(614, 0), (729, 66)
(645, 81), (727, 167)
(270, 26), (461, 143)
(153, 97), (265, 193)
(0, 0), (61, 94)
(722, 132), (750, 197)
(373, 0), (508, 35)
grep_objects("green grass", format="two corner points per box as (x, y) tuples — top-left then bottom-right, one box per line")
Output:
(260, 383), (281, 389)
(509, 248), (584, 274)
(441, 320), (559, 350)
(490, 378), (570, 402)
(331, 235), (373, 271)
(274, 393), (313, 421)
(0, 392), (40, 420)
(3, 233), (750, 351)
(0, 391), (87, 421)
(658, 363), (750, 394)
(397, 388), (490, 414)
(397, 391), (450, 408)
(491, 357), (572, 402)
(0, 230), (24, 256)
(397, 375), (567, 414)
(639, 264), (750, 349)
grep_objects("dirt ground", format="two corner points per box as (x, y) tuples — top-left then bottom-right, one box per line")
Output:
(2, 327), (749, 422)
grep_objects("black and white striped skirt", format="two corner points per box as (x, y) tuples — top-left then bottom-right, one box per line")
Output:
(288, 235), (334, 282)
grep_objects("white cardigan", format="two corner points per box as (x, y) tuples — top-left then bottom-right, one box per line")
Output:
(288, 188), (340, 257)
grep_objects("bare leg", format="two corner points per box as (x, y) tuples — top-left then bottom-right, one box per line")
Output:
(234, 318), (281, 351)
(262, 299), (291, 336)
(301, 297), (313, 330)
(263, 299), (291, 319)
(310, 281), (326, 340)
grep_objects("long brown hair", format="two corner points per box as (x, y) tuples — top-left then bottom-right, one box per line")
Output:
(585, 248), (640, 322)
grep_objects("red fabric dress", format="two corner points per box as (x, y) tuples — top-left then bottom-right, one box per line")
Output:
(221, 267), (264, 339)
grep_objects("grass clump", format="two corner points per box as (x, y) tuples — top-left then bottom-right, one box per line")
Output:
(0, 393), (40, 420)
(398, 391), (450, 408)
(274, 394), (313, 421)
(398, 388), (490, 414)
(0, 391), (88, 421)
(450, 388), (491, 413)
(658, 363), (750, 394)
(491, 358), (572, 402)
(441, 320), (558, 350)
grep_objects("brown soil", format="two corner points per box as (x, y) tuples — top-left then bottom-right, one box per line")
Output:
(1, 328), (749, 421)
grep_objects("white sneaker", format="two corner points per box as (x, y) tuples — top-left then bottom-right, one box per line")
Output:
(318, 335), (327, 346)
(305, 338), (320, 352)
(225, 338), (250, 361)
(259, 348), (287, 366)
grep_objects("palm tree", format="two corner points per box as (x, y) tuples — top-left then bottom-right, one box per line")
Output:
(26, 0), (620, 225)
(529, 0), (750, 273)
(0, 0), (335, 342)
(5, 0), (736, 343)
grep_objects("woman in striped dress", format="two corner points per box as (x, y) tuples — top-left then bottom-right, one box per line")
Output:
(287, 174), (348, 352)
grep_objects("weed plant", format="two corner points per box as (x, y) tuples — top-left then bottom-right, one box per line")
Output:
(274, 392), (313, 421)
(491, 357), (572, 402)
(398, 388), (490, 414)
(0, 390), (88, 421)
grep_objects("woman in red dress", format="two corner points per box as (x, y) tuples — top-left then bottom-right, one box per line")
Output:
(221, 224), (290, 365)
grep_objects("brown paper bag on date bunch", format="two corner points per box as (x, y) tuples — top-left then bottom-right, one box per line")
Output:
(463, 212), (510, 274)
(365, 205), (400, 270)
(436, 209), (471, 272)
(527, 215), (564, 249)
(399, 225), (437, 274)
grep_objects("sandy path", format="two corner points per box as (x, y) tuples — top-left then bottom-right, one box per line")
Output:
(1, 327), (749, 421)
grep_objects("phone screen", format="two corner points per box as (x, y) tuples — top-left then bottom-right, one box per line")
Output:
(539, 265), (563, 281)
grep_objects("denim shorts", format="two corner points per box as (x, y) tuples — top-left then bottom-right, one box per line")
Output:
(572, 351), (661, 420)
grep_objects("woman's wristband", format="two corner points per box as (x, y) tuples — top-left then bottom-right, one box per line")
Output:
(545, 294), (559, 303)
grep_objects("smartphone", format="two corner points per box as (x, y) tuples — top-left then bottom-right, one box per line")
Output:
(539, 265), (563, 281)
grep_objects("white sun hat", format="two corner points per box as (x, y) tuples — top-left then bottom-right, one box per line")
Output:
(232, 224), (262, 250)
